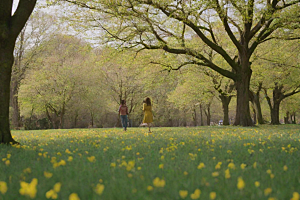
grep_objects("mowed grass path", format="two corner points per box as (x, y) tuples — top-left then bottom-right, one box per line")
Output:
(1, 125), (300, 200)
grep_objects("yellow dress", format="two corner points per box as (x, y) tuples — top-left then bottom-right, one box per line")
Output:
(143, 103), (153, 123)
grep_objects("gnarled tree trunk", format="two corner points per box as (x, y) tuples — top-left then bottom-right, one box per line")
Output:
(0, 0), (37, 144)
(234, 66), (253, 126)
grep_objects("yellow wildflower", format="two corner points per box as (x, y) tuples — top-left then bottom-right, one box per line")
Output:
(94, 184), (104, 195)
(87, 156), (96, 162)
(240, 163), (246, 169)
(197, 163), (205, 169)
(253, 162), (257, 169)
(5, 160), (10, 166)
(53, 183), (61, 193)
(153, 177), (165, 187)
(69, 193), (80, 200)
(237, 177), (245, 190)
(183, 171), (188, 175)
(159, 164), (164, 169)
(23, 168), (31, 174)
(283, 165), (288, 171)
(179, 190), (188, 199)
(46, 189), (57, 199)
(212, 172), (219, 177)
(255, 181), (260, 187)
(44, 171), (53, 178)
(264, 188), (272, 196)
(110, 163), (116, 167)
(225, 169), (231, 179)
(291, 192), (300, 200)
(215, 162), (222, 169)
(0, 181), (8, 194)
(67, 156), (73, 162)
(147, 186), (153, 191)
(19, 178), (38, 199)
(210, 192), (216, 200)
(266, 169), (272, 174)
(228, 163), (236, 170)
(190, 189), (201, 199)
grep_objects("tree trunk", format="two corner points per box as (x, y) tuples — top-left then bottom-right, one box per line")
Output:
(252, 105), (257, 125)
(0, 47), (18, 144)
(10, 77), (21, 129)
(270, 101), (280, 124)
(284, 111), (290, 124)
(204, 105), (211, 126)
(192, 106), (197, 126)
(249, 89), (265, 124)
(199, 104), (204, 126)
(0, 0), (37, 143)
(234, 67), (253, 126)
(220, 95), (232, 125)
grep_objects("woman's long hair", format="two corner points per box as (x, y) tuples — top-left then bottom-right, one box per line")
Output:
(145, 97), (151, 106)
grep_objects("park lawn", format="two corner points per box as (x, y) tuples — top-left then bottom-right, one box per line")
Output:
(1, 125), (300, 200)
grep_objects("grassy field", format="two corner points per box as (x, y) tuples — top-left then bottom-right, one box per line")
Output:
(1, 125), (300, 200)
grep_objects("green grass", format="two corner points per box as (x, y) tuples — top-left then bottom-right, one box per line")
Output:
(1, 125), (300, 200)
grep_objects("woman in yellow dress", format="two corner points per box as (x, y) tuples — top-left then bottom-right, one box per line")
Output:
(143, 97), (153, 132)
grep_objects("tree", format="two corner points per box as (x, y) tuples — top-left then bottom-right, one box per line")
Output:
(10, 12), (57, 129)
(61, 0), (300, 126)
(257, 39), (300, 124)
(0, 0), (37, 144)
(19, 34), (93, 129)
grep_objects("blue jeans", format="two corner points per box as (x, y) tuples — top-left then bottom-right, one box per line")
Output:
(120, 115), (128, 129)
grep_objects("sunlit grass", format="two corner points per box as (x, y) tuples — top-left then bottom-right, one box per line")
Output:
(1, 125), (300, 200)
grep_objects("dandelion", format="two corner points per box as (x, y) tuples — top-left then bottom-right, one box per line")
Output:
(87, 156), (96, 162)
(69, 193), (80, 200)
(190, 189), (201, 199)
(126, 161), (135, 171)
(212, 172), (219, 177)
(159, 164), (164, 169)
(183, 171), (188, 175)
(179, 190), (188, 199)
(228, 163), (236, 170)
(110, 163), (116, 167)
(19, 178), (38, 199)
(67, 156), (73, 162)
(53, 183), (61, 193)
(237, 177), (245, 190)
(44, 171), (53, 178)
(23, 168), (31, 174)
(264, 188), (272, 196)
(210, 192), (216, 200)
(153, 177), (165, 187)
(253, 162), (257, 169)
(137, 167), (142, 170)
(0, 181), (8, 194)
(255, 181), (260, 187)
(225, 169), (231, 179)
(283, 165), (288, 171)
(46, 189), (57, 199)
(94, 184), (104, 195)
(147, 186), (154, 191)
(266, 169), (272, 174)
(215, 162), (222, 169)
(240, 163), (246, 169)
(5, 160), (10, 166)
(197, 163), (205, 169)
(291, 192), (300, 200)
